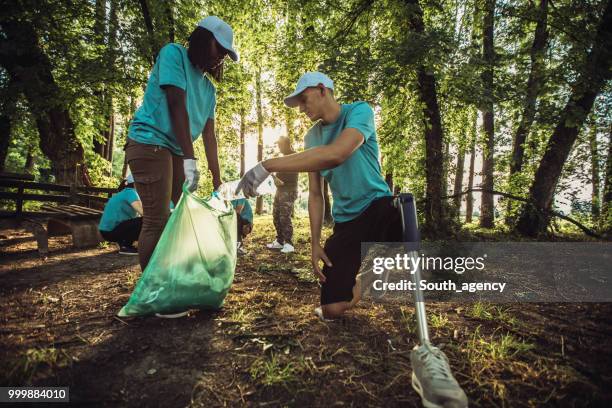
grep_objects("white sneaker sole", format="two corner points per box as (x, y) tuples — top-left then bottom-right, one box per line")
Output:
(155, 311), (189, 319)
(411, 372), (468, 408)
(412, 372), (442, 408)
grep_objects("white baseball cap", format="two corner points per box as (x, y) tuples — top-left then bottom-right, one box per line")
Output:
(197, 16), (239, 62)
(284, 72), (334, 107)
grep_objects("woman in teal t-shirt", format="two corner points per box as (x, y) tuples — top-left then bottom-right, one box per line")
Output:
(99, 174), (143, 255)
(125, 16), (239, 270)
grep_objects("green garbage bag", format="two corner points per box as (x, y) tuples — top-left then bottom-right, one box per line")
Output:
(118, 185), (237, 317)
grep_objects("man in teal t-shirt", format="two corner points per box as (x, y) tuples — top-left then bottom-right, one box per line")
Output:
(231, 198), (253, 255)
(236, 72), (401, 319)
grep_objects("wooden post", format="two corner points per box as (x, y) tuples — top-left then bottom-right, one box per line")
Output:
(16, 182), (24, 215)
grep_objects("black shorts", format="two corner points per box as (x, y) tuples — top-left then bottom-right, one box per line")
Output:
(321, 196), (402, 305)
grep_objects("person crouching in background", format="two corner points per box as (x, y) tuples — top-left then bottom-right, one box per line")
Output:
(98, 173), (143, 255)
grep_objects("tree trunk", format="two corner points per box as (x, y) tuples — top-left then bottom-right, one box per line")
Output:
(93, 0), (107, 157)
(164, 2), (175, 43)
(107, 112), (115, 175)
(285, 111), (293, 142)
(516, 0), (612, 237)
(105, 0), (118, 170)
(323, 180), (333, 224)
(255, 66), (264, 214)
(506, 0), (548, 225)
(452, 141), (466, 219)
(0, 16), (84, 185)
(405, 0), (448, 237)
(589, 119), (601, 219)
(442, 137), (450, 198)
(509, 0), (548, 176)
(385, 172), (394, 194)
(240, 108), (246, 177)
(0, 82), (17, 172)
(466, 130), (476, 223)
(139, 0), (157, 65)
(601, 123), (612, 235)
(479, 0), (495, 228)
(24, 147), (35, 173)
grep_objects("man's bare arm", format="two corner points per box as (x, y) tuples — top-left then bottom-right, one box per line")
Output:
(264, 128), (364, 173)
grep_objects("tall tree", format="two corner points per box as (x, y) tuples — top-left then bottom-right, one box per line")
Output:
(506, 0), (549, 224)
(0, 78), (18, 172)
(516, 0), (612, 237)
(589, 118), (601, 219)
(138, 0), (156, 65)
(405, 0), (449, 237)
(255, 65), (264, 214)
(240, 108), (246, 177)
(0, 10), (85, 184)
(479, 0), (495, 228)
(601, 123), (612, 235)
(452, 137), (467, 219)
(465, 118), (477, 223)
(509, 0), (548, 177)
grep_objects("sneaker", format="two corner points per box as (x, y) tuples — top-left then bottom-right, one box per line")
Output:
(119, 245), (138, 255)
(238, 246), (247, 255)
(266, 240), (283, 249)
(280, 243), (295, 253)
(410, 343), (468, 408)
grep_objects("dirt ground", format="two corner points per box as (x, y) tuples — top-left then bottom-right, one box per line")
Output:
(1, 216), (611, 407)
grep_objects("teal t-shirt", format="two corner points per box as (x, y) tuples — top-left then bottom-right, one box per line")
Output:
(99, 188), (140, 232)
(128, 43), (216, 156)
(231, 198), (253, 223)
(304, 102), (391, 222)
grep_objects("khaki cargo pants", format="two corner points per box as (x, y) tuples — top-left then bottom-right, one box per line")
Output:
(125, 139), (184, 270)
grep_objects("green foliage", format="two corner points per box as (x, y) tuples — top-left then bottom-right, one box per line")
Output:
(1, 0), (610, 238)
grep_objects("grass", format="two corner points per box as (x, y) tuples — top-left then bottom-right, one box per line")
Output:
(249, 354), (300, 386)
(429, 312), (450, 329)
(468, 301), (519, 327)
(228, 307), (257, 326)
(399, 306), (417, 335)
(467, 326), (534, 362)
(5, 347), (71, 385)
(126, 269), (140, 287)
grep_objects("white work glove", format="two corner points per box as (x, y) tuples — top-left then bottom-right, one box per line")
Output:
(183, 158), (200, 193)
(235, 162), (270, 198)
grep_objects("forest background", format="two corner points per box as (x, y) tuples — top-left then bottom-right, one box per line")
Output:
(1, 0), (611, 239)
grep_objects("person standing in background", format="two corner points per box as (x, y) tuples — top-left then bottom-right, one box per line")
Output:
(266, 137), (299, 253)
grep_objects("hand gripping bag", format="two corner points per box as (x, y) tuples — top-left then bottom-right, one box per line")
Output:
(118, 185), (237, 317)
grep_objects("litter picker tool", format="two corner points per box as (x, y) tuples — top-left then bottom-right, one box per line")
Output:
(395, 193), (468, 408)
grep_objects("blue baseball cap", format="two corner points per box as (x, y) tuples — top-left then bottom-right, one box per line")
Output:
(284, 72), (334, 107)
(197, 16), (239, 62)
